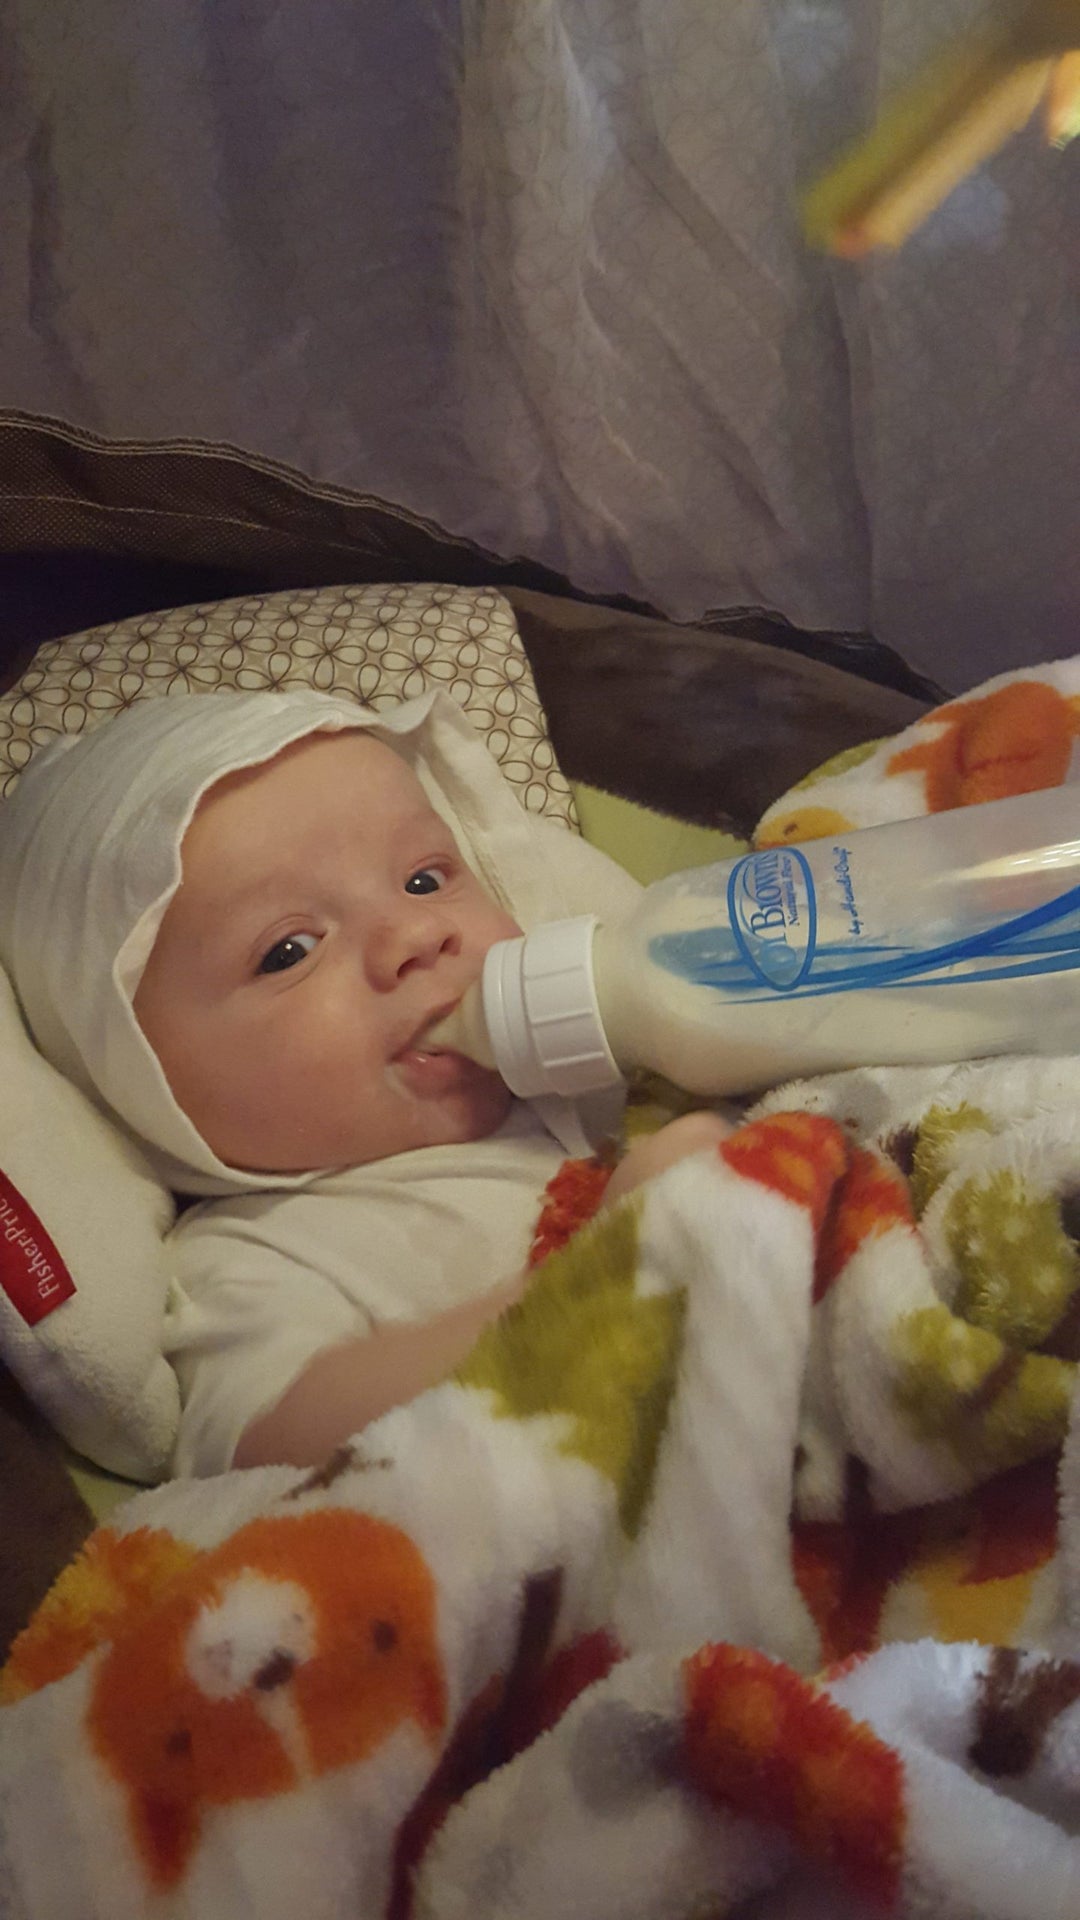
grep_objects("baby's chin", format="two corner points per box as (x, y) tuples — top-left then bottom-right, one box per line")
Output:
(387, 1049), (513, 1141)
(426, 1071), (515, 1147)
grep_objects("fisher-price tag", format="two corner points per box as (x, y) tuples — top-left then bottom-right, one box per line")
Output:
(0, 1169), (77, 1325)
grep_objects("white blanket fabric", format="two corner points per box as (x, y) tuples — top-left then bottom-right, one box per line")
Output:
(4, 1082), (1080, 1917)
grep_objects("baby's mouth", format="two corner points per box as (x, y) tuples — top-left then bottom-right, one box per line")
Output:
(390, 1005), (482, 1094)
(393, 1043), (483, 1099)
(400, 1004), (459, 1062)
(410, 993), (495, 1072)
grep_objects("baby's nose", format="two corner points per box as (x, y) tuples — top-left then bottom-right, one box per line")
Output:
(369, 904), (460, 984)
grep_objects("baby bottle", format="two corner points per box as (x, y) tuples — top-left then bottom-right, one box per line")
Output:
(429, 786), (1080, 1099)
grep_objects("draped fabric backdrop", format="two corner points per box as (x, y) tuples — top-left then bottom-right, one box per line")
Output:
(4, 0), (1079, 687)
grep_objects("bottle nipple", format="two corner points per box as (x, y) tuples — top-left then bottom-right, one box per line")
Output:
(423, 984), (497, 1070)
(424, 920), (618, 1099)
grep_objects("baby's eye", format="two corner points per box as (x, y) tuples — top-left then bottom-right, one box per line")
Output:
(404, 866), (448, 896)
(258, 933), (319, 975)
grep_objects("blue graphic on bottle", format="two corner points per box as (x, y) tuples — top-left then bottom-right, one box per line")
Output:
(649, 846), (1080, 1003)
(727, 846), (816, 987)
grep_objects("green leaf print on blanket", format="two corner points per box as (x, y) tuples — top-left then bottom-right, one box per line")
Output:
(456, 1198), (686, 1538)
(891, 1303), (1073, 1477)
(884, 1098), (1079, 1474)
(947, 1170), (1080, 1348)
(907, 1102), (994, 1217)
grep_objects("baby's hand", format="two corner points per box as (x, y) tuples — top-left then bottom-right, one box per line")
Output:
(602, 1110), (734, 1210)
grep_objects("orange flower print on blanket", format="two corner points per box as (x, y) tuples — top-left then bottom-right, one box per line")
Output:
(85, 1510), (446, 1890)
(815, 1147), (915, 1303)
(683, 1643), (904, 1909)
(721, 1112), (850, 1236)
(528, 1156), (613, 1267)
(724, 1117), (916, 1304)
(888, 680), (1080, 811)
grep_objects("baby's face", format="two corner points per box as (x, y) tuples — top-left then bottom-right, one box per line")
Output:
(133, 731), (519, 1172)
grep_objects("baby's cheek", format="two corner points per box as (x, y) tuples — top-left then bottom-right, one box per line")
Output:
(472, 1070), (515, 1137)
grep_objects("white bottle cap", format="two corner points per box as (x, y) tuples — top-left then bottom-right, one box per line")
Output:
(481, 916), (623, 1100)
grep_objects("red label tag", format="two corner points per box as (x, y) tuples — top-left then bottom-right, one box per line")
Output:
(0, 1171), (77, 1326)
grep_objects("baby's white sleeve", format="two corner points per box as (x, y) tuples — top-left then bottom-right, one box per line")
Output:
(161, 1154), (544, 1477)
(163, 1212), (370, 1478)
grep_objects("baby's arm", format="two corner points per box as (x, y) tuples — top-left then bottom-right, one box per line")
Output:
(232, 1112), (734, 1470)
(601, 1109), (734, 1210)
(231, 1269), (527, 1469)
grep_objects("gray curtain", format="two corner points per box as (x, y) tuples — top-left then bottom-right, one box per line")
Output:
(4, 0), (1079, 686)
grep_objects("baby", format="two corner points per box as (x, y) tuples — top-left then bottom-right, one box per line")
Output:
(0, 686), (727, 1475)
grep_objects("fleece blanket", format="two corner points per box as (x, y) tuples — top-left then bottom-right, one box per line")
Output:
(4, 658), (1080, 1919)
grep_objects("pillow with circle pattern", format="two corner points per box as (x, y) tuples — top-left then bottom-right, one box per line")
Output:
(0, 581), (576, 824)
(0, 582), (576, 1480)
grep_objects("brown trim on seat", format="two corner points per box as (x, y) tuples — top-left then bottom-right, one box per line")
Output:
(0, 411), (939, 711)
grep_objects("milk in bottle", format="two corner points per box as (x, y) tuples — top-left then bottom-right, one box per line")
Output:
(427, 787), (1080, 1099)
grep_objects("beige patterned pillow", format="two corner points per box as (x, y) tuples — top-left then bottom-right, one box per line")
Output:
(0, 581), (577, 827)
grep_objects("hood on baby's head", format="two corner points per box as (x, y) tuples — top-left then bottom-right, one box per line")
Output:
(0, 687), (514, 1196)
